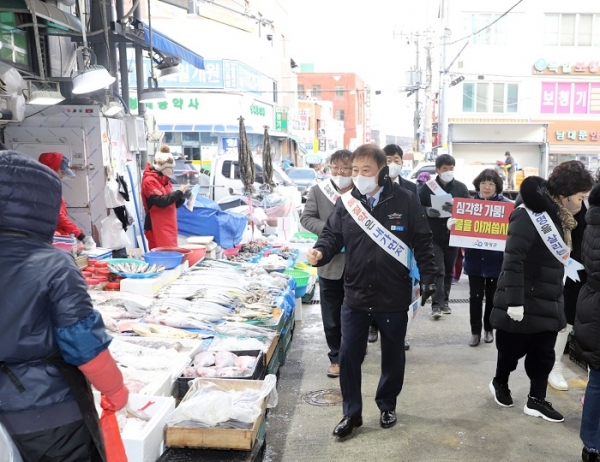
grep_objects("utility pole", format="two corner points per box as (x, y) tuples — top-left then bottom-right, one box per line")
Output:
(413, 35), (420, 153)
(422, 33), (433, 158)
(438, 0), (450, 150)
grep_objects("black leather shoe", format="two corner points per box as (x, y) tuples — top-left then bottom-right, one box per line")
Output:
(583, 447), (599, 461)
(404, 340), (410, 351)
(333, 415), (363, 438)
(380, 410), (397, 428)
(368, 327), (378, 343)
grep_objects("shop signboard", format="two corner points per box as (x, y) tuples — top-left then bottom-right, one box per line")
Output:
(533, 59), (599, 75)
(129, 95), (201, 112)
(449, 198), (514, 251)
(275, 107), (288, 132)
(127, 55), (224, 89)
(222, 137), (239, 154)
(541, 82), (600, 115)
(298, 111), (309, 131)
(223, 60), (272, 98)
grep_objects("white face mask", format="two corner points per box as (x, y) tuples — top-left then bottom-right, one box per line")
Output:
(332, 175), (353, 189)
(387, 163), (403, 178)
(584, 199), (590, 210)
(439, 171), (454, 183)
(353, 175), (377, 195)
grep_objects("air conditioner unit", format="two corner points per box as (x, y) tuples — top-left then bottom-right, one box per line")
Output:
(0, 95), (26, 124)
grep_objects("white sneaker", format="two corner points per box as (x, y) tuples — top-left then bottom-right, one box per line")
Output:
(548, 363), (568, 391)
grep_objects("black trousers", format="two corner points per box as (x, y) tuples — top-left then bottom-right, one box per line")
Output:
(339, 305), (408, 417)
(468, 275), (497, 335)
(319, 276), (344, 364)
(495, 329), (557, 399)
(11, 419), (101, 462)
(432, 241), (459, 309)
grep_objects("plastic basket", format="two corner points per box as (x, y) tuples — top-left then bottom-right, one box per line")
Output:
(293, 232), (318, 241)
(284, 269), (310, 287)
(142, 251), (183, 270)
(294, 284), (308, 298)
(295, 262), (317, 279)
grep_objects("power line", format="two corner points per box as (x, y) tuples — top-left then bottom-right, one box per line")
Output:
(447, 0), (525, 46)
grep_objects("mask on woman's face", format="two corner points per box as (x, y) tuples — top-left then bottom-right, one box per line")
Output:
(353, 175), (377, 195)
(332, 175), (353, 189)
(162, 167), (174, 177)
(563, 195), (582, 215)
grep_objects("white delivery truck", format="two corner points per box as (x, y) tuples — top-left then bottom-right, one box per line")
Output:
(198, 154), (301, 208)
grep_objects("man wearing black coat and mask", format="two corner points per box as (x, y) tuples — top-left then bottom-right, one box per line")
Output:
(307, 144), (437, 439)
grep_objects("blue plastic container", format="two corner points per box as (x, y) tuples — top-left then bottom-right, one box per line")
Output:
(294, 284), (308, 298)
(143, 251), (183, 270)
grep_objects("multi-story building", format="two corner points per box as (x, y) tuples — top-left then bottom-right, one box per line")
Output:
(130, 0), (300, 166)
(442, 0), (600, 176)
(296, 72), (368, 150)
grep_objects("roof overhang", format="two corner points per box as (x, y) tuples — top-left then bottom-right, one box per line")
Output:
(1, 0), (82, 33)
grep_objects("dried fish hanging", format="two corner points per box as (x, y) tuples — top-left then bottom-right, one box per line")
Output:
(261, 125), (276, 193)
(238, 115), (256, 237)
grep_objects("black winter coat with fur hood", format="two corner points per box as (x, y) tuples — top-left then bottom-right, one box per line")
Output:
(575, 183), (600, 370)
(491, 176), (567, 334)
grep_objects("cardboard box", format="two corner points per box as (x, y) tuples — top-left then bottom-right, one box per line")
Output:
(166, 378), (268, 451)
(94, 392), (175, 462)
(264, 335), (279, 366)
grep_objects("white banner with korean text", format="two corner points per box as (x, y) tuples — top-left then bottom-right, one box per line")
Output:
(318, 179), (340, 205)
(340, 192), (409, 269)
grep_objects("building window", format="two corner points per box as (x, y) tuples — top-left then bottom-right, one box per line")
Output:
(464, 12), (507, 45)
(335, 85), (345, 97)
(462, 82), (519, 113)
(544, 13), (599, 46)
(0, 13), (31, 70)
(297, 84), (304, 97)
(312, 85), (321, 98)
(335, 109), (345, 121)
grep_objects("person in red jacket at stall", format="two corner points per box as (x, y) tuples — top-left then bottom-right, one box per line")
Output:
(38, 152), (97, 250)
(141, 146), (190, 249)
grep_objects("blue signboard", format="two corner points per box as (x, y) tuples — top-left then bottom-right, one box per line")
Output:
(127, 55), (223, 89)
(223, 60), (271, 97)
(222, 137), (239, 151)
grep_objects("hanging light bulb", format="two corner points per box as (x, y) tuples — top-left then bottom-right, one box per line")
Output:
(71, 0), (115, 94)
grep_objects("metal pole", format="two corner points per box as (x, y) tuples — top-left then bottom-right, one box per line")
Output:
(439, 0), (450, 149)
(116, 0), (129, 104)
(423, 34), (433, 158)
(134, 0), (147, 166)
(413, 34), (420, 153)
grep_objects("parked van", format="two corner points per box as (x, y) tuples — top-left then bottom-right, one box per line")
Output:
(198, 154), (301, 207)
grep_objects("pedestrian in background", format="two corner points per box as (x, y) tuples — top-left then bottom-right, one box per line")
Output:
(419, 154), (470, 319)
(490, 162), (593, 423)
(575, 180), (600, 462)
(504, 151), (516, 190)
(300, 149), (354, 378)
(448, 168), (510, 347)
(307, 144), (436, 439)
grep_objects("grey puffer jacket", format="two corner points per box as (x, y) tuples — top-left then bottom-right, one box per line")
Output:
(491, 176), (567, 334)
(575, 183), (600, 370)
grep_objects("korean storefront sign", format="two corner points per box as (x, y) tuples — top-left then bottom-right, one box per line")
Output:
(533, 59), (599, 75)
(275, 107), (288, 132)
(129, 96), (200, 112)
(541, 82), (600, 115)
(127, 56), (224, 89)
(449, 198), (514, 251)
(543, 121), (600, 143)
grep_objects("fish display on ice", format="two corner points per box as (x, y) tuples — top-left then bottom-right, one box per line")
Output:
(214, 321), (275, 338)
(131, 323), (211, 339)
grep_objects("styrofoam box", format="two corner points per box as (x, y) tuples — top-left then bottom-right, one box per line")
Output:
(93, 392), (175, 462)
(119, 265), (184, 296)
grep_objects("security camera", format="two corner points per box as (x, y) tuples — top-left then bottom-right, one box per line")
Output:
(267, 34), (273, 41)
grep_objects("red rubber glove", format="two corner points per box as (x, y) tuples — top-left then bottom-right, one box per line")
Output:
(78, 349), (129, 411)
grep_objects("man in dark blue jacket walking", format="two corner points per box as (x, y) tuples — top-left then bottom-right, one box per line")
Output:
(308, 144), (436, 439)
